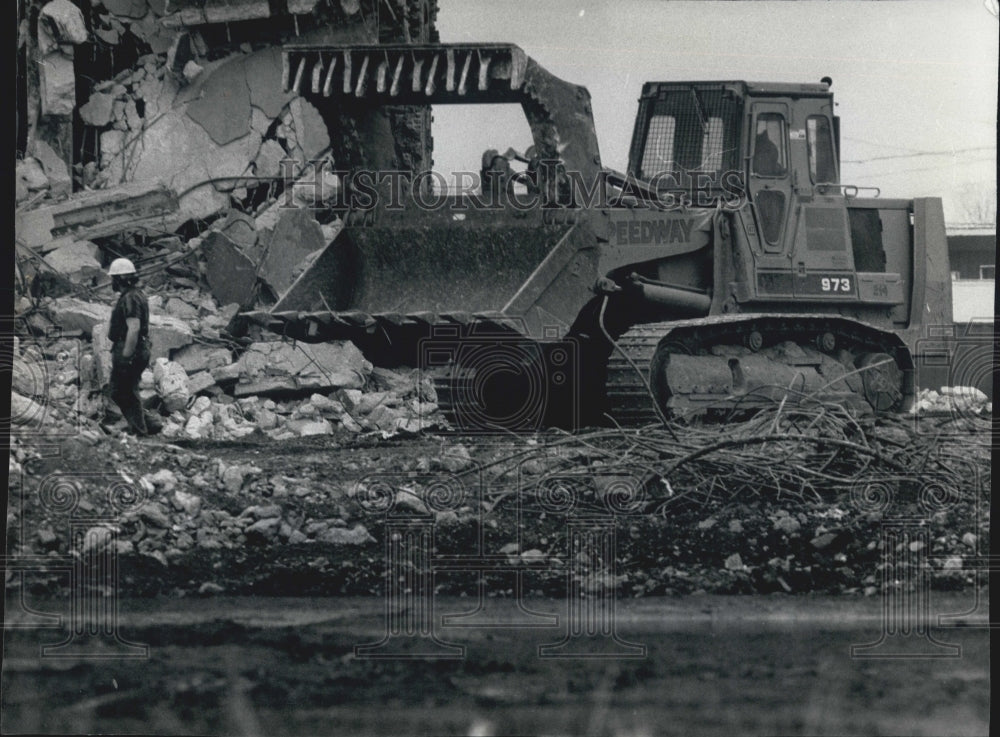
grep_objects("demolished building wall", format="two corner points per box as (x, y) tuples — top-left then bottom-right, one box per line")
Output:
(17, 0), (438, 216)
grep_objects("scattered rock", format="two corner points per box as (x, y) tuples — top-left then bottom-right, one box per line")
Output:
(247, 517), (281, 538)
(138, 502), (171, 528)
(773, 514), (801, 535)
(147, 468), (178, 492)
(241, 504), (282, 520)
(172, 490), (202, 517)
(37, 526), (59, 548)
(439, 444), (473, 472)
(182, 60), (204, 82)
(317, 524), (374, 545)
(394, 489), (428, 515)
(286, 418), (334, 436)
(810, 532), (838, 550)
(724, 553), (745, 571)
(221, 465), (248, 493)
(80, 91), (116, 127)
(153, 359), (190, 413)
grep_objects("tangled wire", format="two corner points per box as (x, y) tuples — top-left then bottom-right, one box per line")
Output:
(479, 398), (989, 518)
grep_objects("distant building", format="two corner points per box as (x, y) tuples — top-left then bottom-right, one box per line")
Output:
(947, 225), (995, 324)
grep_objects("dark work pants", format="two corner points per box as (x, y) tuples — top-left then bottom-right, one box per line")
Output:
(108, 343), (149, 435)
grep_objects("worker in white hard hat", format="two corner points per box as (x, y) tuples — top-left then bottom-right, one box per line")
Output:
(106, 258), (159, 435)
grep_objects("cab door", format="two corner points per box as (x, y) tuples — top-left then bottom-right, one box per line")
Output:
(748, 102), (792, 255)
(786, 98), (858, 301)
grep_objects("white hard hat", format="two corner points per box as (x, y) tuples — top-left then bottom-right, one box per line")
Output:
(107, 258), (137, 276)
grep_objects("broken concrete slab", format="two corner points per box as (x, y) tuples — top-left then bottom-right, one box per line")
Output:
(215, 210), (258, 251)
(43, 240), (102, 279)
(154, 359), (190, 413)
(131, 12), (175, 54)
(259, 208), (326, 296)
(17, 158), (49, 192)
(38, 51), (76, 117)
(32, 140), (73, 197)
(186, 370), (218, 395)
(254, 139), (287, 179)
(186, 56), (252, 146)
(164, 297), (199, 320)
(39, 0), (89, 46)
(288, 98), (331, 162)
(15, 182), (180, 249)
(101, 105), (260, 222)
(243, 46), (294, 118)
(162, 0), (272, 27)
(203, 230), (258, 307)
(80, 92), (116, 127)
(48, 297), (112, 335)
(149, 314), (195, 357)
(233, 340), (370, 397)
(211, 363), (242, 383)
(172, 344), (233, 373)
(102, 0), (150, 19)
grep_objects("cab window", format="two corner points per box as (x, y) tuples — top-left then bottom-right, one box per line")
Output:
(640, 114), (676, 178)
(752, 114), (787, 177)
(807, 116), (837, 183)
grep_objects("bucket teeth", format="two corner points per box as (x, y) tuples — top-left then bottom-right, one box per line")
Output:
(311, 55), (324, 94)
(292, 56), (307, 93)
(322, 56), (337, 97)
(458, 51), (472, 95)
(283, 44), (524, 101)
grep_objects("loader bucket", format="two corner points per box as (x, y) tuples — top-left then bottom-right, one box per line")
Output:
(271, 213), (578, 321)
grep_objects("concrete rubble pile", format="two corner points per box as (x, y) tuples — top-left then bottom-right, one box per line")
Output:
(910, 386), (992, 416)
(12, 286), (446, 441)
(14, 0), (445, 444)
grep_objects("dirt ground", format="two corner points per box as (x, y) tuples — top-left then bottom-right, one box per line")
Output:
(1, 596), (990, 736)
(3, 418), (991, 736)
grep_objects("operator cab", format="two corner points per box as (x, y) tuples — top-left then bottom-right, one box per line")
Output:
(626, 80), (901, 312)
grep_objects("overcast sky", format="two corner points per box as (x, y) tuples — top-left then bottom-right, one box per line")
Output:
(432, 0), (998, 223)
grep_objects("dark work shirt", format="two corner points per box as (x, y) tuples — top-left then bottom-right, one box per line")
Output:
(108, 288), (149, 344)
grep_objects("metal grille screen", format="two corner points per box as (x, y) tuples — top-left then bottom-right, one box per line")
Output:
(638, 87), (741, 181)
